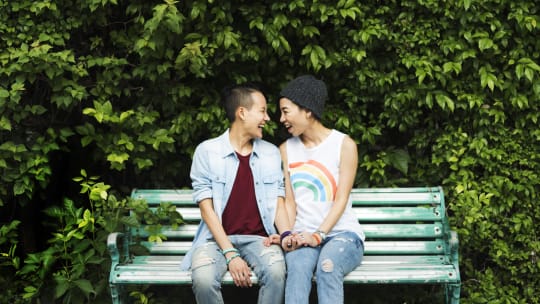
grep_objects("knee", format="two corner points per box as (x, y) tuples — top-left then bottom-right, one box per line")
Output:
(315, 257), (343, 281)
(260, 246), (286, 282)
(192, 266), (221, 293)
(191, 255), (222, 291)
(267, 260), (286, 282)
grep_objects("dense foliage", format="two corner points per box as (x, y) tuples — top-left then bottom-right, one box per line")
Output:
(1, 0), (539, 303)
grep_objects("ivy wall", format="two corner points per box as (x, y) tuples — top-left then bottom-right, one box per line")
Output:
(0, 0), (539, 303)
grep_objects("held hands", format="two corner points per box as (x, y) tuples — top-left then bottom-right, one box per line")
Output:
(280, 231), (319, 251)
(263, 234), (281, 246)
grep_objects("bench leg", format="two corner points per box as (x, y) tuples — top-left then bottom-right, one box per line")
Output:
(110, 283), (123, 304)
(445, 283), (461, 304)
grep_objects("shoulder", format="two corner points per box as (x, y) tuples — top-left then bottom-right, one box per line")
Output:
(195, 136), (220, 152)
(340, 134), (358, 156)
(254, 138), (280, 154)
(331, 130), (357, 151)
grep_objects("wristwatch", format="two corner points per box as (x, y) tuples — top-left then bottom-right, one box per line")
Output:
(315, 230), (327, 241)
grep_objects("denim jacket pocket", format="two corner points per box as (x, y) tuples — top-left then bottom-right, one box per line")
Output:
(262, 173), (281, 200)
(210, 173), (227, 208)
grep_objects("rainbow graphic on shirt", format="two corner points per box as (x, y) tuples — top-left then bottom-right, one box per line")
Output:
(289, 160), (337, 202)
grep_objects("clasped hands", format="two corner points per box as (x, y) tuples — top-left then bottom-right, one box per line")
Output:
(264, 231), (318, 252)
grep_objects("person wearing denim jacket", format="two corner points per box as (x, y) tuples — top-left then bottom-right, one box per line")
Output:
(181, 83), (291, 304)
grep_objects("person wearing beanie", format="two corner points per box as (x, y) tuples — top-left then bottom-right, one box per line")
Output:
(279, 74), (327, 120)
(277, 75), (365, 304)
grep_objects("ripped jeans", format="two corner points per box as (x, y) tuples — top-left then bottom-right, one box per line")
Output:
(284, 231), (364, 304)
(191, 235), (286, 304)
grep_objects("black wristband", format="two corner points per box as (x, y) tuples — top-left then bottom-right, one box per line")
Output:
(280, 230), (292, 241)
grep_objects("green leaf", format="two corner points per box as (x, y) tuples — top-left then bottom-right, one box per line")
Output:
(0, 88), (9, 98)
(0, 116), (12, 131)
(53, 276), (70, 299)
(74, 279), (95, 297)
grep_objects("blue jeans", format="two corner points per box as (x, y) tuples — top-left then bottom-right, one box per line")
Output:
(191, 235), (286, 304)
(284, 231), (364, 304)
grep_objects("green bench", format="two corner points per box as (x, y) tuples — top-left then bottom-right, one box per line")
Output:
(108, 186), (461, 303)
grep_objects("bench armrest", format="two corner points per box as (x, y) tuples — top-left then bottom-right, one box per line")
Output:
(107, 232), (129, 265)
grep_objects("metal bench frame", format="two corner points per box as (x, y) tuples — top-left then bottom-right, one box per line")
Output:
(108, 186), (461, 303)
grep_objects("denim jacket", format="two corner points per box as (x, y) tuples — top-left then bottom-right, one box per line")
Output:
(180, 130), (285, 270)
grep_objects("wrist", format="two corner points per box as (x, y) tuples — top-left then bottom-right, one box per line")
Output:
(226, 253), (241, 266)
(315, 230), (327, 242)
(222, 247), (239, 259)
(280, 230), (292, 242)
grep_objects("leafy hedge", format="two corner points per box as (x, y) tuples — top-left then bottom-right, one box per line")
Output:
(1, 0), (539, 303)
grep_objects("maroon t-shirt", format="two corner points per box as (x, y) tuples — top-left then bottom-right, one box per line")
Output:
(222, 153), (267, 237)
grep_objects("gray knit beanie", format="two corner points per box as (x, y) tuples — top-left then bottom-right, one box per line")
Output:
(280, 75), (327, 119)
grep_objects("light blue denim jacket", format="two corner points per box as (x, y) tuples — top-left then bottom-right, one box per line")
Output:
(180, 129), (285, 270)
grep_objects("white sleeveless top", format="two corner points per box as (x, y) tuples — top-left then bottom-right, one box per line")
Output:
(286, 130), (365, 241)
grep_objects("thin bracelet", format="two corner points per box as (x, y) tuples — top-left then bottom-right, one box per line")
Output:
(222, 248), (239, 255)
(312, 232), (322, 246)
(226, 253), (241, 265)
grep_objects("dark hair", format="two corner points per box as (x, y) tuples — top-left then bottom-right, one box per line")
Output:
(221, 83), (264, 122)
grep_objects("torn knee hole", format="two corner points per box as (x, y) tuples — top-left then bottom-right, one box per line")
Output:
(321, 258), (334, 272)
(192, 257), (215, 269)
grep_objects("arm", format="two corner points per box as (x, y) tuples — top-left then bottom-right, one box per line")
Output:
(264, 196), (291, 246)
(296, 135), (358, 248)
(191, 145), (252, 287)
(264, 144), (294, 247)
(277, 142), (303, 251)
(198, 198), (253, 287)
(317, 135), (358, 234)
(280, 143), (297, 226)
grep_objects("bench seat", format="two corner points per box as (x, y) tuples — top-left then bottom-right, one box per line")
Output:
(108, 187), (461, 303)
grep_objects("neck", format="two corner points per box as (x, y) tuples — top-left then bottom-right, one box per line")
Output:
(229, 125), (253, 156)
(299, 122), (331, 148)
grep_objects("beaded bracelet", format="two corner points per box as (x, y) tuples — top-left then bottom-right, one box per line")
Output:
(222, 248), (239, 255)
(226, 253), (241, 265)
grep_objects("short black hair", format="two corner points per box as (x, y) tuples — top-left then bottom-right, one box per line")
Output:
(221, 82), (265, 122)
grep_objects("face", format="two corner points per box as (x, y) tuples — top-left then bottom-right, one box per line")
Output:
(241, 91), (270, 139)
(279, 97), (310, 136)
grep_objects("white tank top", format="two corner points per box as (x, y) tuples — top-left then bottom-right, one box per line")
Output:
(286, 130), (365, 241)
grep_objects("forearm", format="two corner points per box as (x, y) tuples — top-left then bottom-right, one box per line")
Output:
(318, 198), (348, 233)
(274, 197), (292, 234)
(199, 199), (234, 250)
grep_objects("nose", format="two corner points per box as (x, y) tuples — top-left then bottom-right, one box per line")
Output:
(279, 112), (285, 123)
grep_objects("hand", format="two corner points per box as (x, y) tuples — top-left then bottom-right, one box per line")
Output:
(294, 231), (318, 247)
(227, 256), (252, 288)
(263, 234), (281, 246)
(281, 234), (300, 252)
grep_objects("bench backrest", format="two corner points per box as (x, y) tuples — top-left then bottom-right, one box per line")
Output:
(128, 187), (452, 258)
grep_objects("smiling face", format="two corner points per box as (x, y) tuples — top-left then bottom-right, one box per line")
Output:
(241, 91), (270, 139)
(279, 97), (311, 137)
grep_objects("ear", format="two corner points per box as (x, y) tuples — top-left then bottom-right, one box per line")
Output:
(236, 106), (246, 121)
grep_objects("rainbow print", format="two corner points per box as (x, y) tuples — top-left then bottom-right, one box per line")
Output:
(289, 160), (337, 202)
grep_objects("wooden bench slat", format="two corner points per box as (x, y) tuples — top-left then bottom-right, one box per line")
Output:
(167, 206), (445, 222)
(129, 254), (450, 266)
(112, 266), (457, 285)
(138, 240), (447, 255)
(362, 223), (444, 238)
(132, 223), (445, 239)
